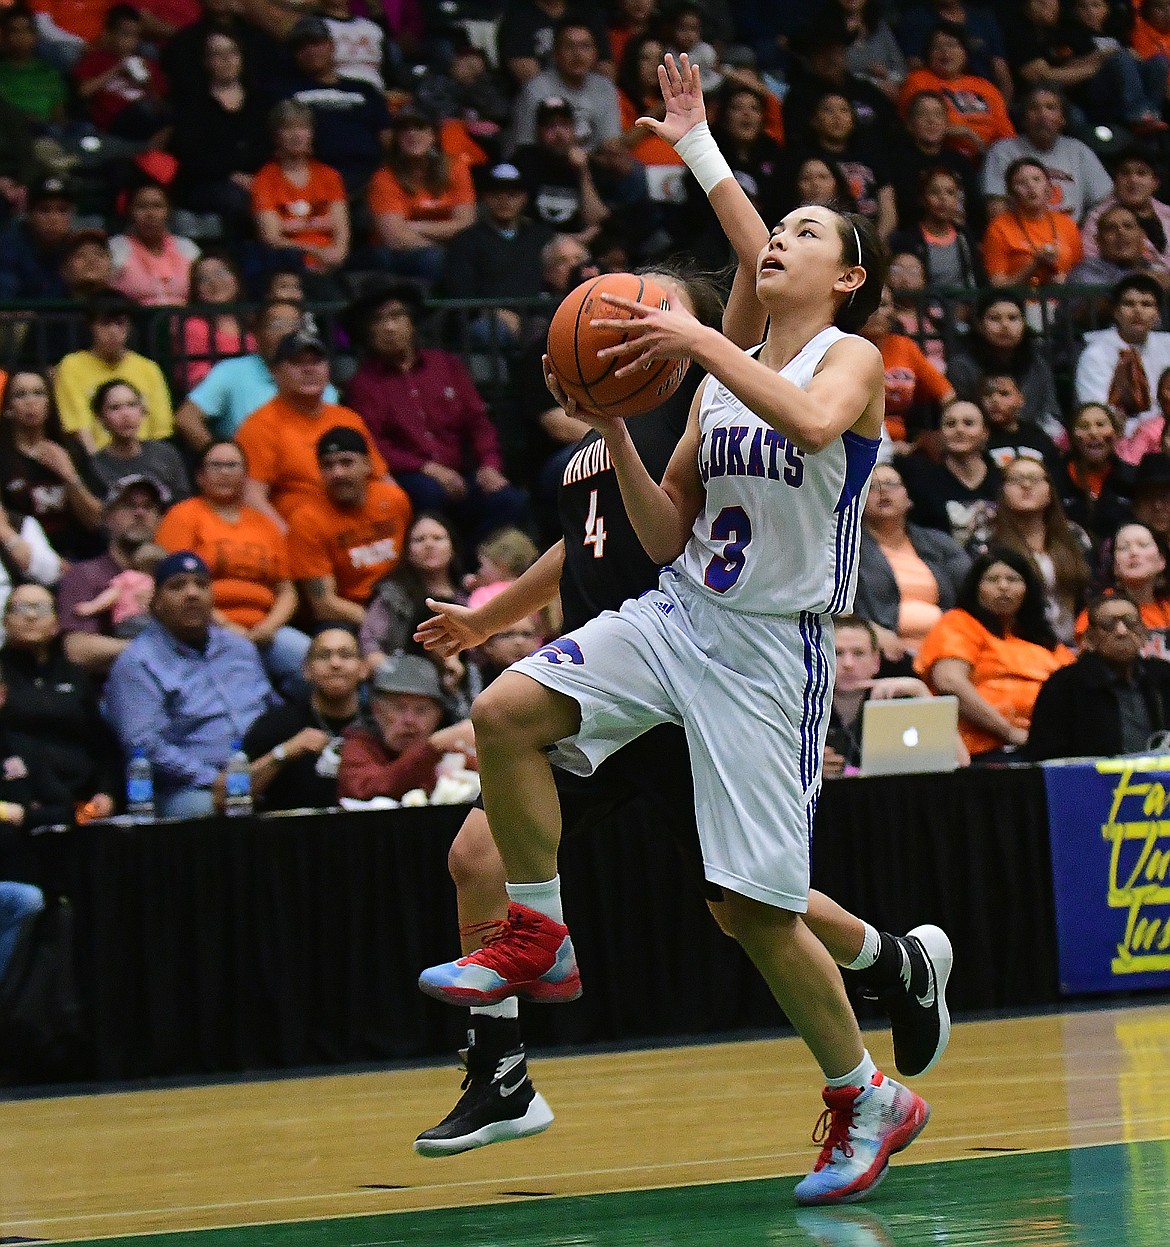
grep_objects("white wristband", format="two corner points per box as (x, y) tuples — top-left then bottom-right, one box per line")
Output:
(673, 121), (734, 196)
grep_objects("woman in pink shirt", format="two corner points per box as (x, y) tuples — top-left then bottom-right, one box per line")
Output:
(175, 251), (255, 390)
(110, 181), (200, 307)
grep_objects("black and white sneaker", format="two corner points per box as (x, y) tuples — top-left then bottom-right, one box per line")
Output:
(413, 1046), (554, 1157)
(882, 925), (952, 1078)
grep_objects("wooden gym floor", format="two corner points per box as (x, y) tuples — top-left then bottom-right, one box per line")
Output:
(2, 1001), (1170, 1246)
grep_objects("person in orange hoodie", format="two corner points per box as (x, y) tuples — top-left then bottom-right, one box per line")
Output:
(898, 23), (1013, 161)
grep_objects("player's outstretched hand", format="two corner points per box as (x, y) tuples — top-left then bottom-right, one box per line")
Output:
(637, 52), (705, 145)
(592, 293), (706, 377)
(414, 597), (490, 658)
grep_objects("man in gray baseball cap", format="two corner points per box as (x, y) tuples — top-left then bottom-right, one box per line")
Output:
(338, 654), (475, 800)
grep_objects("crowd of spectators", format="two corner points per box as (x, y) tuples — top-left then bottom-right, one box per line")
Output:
(7, 0), (1170, 828)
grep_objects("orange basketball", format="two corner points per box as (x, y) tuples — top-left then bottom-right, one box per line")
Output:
(546, 272), (691, 418)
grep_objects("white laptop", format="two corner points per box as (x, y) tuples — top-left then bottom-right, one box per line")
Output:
(859, 696), (960, 777)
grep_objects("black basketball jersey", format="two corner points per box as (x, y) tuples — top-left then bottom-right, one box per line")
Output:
(557, 369), (701, 632)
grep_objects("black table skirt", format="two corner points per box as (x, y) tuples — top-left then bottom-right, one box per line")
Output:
(5, 765), (1057, 1082)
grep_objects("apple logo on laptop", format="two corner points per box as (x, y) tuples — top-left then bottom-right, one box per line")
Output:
(902, 727), (919, 748)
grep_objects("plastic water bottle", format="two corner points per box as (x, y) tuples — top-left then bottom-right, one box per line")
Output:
(126, 748), (154, 822)
(223, 740), (253, 818)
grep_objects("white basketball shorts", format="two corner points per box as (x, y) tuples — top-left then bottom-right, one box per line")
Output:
(510, 571), (835, 911)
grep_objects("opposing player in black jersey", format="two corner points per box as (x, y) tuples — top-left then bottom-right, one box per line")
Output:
(410, 267), (952, 1158)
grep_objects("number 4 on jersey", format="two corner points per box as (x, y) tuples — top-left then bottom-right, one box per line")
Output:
(584, 488), (606, 558)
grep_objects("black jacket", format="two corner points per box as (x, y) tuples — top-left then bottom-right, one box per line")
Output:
(442, 215), (553, 302)
(1055, 454), (1134, 545)
(1024, 651), (1170, 761)
(0, 723), (74, 830)
(0, 643), (121, 802)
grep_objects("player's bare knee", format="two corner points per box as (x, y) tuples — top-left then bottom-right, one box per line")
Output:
(715, 891), (800, 947)
(447, 810), (503, 889)
(471, 673), (579, 751)
(469, 680), (521, 748)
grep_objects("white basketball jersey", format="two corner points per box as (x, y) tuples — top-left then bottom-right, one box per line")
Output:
(676, 325), (880, 616)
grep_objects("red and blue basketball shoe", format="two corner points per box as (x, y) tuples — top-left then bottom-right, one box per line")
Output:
(418, 902), (582, 1006)
(793, 1072), (930, 1206)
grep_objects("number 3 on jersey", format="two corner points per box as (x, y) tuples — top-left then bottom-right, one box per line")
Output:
(584, 488), (606, 558)
(704, 505), (752, 592)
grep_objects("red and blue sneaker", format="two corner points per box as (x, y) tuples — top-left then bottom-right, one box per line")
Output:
(793, 1072), (930, 1206)
(418, 902), (582, 1006)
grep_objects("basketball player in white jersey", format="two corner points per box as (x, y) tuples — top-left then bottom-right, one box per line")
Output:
(412, 271), (951, 1163)
(420, 54), (932, 1204)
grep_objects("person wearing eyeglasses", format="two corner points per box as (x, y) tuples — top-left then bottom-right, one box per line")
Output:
(0, 583), (119, 820)
(1025, 594), (1170, 761)
(984, 457), (1091, 645)
(473, 616), (544, 688)
(230, 627), (366, 813)
(1073, 522), (1170, 659)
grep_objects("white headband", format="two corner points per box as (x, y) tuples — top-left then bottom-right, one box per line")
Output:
(848, 223), (862, 305)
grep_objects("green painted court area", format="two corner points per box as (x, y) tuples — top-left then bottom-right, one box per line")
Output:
(63, 1140), (1170, 1247)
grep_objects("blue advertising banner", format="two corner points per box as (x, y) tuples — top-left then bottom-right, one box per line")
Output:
(1043, 757), (1170, 995)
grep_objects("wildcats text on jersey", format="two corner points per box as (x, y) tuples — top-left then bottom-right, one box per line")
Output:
(698, 425), (805, 487)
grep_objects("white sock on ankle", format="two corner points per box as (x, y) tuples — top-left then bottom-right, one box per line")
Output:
(825, 1049), (878, 1090)
(470, 998), (519, 1020)
(506, 875), (563, 923)
(844, 923), (881, 971)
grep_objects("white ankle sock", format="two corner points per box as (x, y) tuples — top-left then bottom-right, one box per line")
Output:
(844, 923), (881, 971)
(470, 998), (519, 1020)
(506, 875), (564, 923)
(825, 1049), (878, 1090)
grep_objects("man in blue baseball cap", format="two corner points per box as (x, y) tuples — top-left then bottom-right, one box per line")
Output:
(102, 550), (278, 819)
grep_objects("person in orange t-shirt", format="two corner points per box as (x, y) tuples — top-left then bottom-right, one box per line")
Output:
(155, 438), (312, 695)
(915, 548), (1074, 758)
(33, 0), (115, 45)
(897, 26), (1013, 160)
(252, 99), (349, 277)
(609, 0), (654, 72)
(368, 109), (476, 283)
(983, 158), (1083, 287)
(1131, 0), (1170, 62)
(860, 286), (955, 444)
(236, 331), (388, 526)
(287, 425), (413, 628)
(617, 33), (688, 170)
